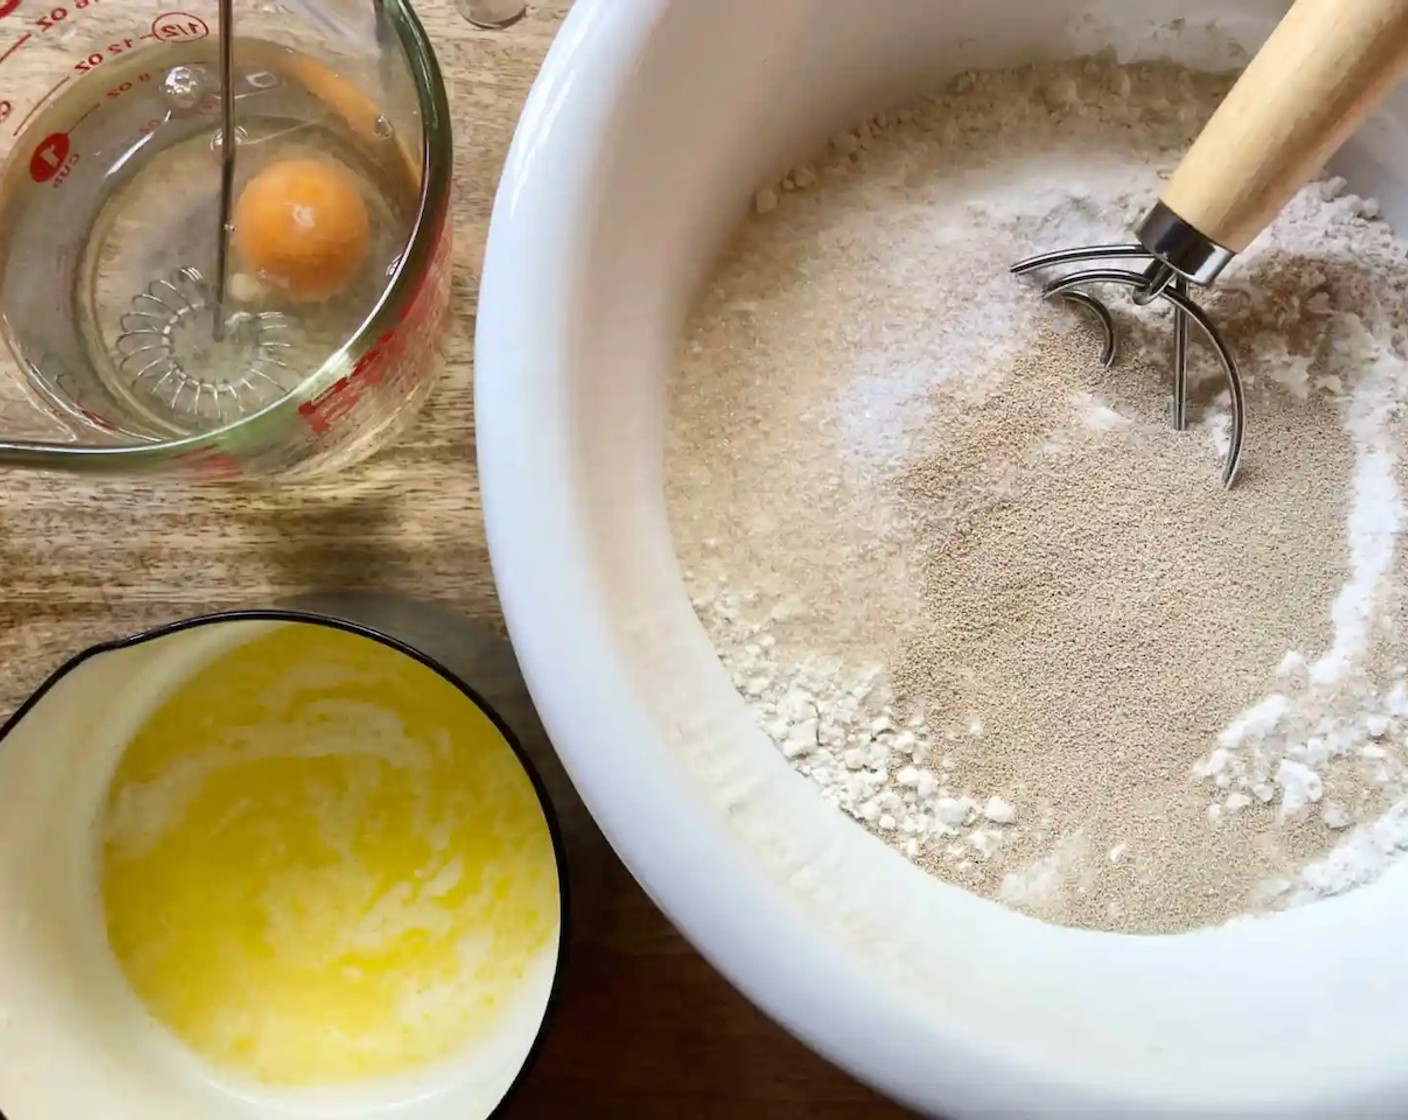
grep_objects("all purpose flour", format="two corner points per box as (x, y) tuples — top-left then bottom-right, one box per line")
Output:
(665, 58), (1408, 934)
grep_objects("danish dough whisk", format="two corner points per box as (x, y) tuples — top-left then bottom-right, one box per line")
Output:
(1013, 0), (1408, 487)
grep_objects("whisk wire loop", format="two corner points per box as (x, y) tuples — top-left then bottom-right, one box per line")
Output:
(1010, 245), (1245, 488)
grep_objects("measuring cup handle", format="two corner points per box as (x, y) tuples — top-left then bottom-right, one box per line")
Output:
(1159, 0), (1408, 255)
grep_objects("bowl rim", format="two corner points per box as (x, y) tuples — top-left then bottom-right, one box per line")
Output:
(474, 2), (1010, 1114)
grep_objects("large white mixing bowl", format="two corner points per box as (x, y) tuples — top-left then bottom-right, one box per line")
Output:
(475, 1), (1408, 1115)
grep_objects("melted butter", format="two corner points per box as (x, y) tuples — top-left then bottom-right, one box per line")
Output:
(99, 624), (559, 1087)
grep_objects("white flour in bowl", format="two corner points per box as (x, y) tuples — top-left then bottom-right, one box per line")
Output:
(665, 57), (1408, 934)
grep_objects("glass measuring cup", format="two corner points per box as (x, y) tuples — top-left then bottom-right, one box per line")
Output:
(0, 0), (452, 480)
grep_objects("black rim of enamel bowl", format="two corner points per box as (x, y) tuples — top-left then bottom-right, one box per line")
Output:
(0, 608), (572, 1120)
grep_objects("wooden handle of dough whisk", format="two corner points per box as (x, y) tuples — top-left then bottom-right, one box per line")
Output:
(1160, 0), (1408, 256)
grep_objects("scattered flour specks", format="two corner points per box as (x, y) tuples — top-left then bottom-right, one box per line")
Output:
(667, 58), (1408, 934)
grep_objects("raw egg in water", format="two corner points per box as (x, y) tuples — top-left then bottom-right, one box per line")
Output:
(232, 158), (371, 303)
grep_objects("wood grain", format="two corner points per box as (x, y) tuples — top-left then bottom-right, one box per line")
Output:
(503, 856), (912, 1120)
(1162, 0), (1408, 251)
(0, 3), (911, 1115)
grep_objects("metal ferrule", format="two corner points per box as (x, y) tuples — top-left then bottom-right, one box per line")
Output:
(1136, 200), (1236, 287)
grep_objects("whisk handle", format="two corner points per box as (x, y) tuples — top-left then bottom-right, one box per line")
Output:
(1160, 0), (1408, 257)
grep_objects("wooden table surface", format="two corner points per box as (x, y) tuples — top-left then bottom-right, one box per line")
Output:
(0, 2), (912, 1116)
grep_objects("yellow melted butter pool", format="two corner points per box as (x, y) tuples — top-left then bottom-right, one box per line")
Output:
(98, 623), (560, 1088)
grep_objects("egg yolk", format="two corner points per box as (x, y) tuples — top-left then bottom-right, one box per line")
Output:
(99, 624), (560, 1087)
(231, 158), (371, 303)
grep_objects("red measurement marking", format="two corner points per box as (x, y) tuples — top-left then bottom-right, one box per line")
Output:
(297, 214), (454, 439)
(73, 37), (134, 72)
(0, 30), (30, 65)
(104, 72), (149, 101)
(27, 128), (67, 181)
(191, 455), (242, 481)
(71, 100), (96, 127)
(0, 0), (20, 17)
(78, 406), (117, 431)
(150, 10), (207, 40)
(396, 205), (452, 324)
(297, 380), (360, 436)
(171, 446), (243, 481)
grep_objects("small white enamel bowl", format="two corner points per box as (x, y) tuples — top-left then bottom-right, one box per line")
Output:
(0, 607), (569, 1120)
(475, 2), (1408, 1115)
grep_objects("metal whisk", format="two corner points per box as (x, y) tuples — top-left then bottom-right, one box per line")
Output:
(1012, 0), (1408, 488)
(212, 0), (236, 340)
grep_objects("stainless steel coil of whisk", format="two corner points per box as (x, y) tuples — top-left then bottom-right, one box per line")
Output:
(115, 268), (295, 424)
(107, 0), (289, 427)
(1012, 0), (1408, 489)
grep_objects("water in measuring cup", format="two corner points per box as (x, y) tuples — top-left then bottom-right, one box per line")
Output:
(0, 40), (419, 439)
